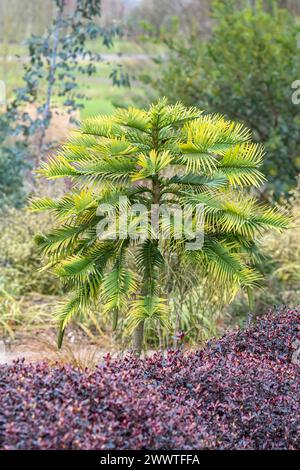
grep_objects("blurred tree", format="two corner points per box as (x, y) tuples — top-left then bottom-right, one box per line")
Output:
(128, 0), (212, 38)
(0, 117), (28, 208)
(0, 0), (126, 209)
(7, 0), (122, 160)
(0, 0), (53, 39)
(100, 0), (126, 27)
(151, 0), (300, 195)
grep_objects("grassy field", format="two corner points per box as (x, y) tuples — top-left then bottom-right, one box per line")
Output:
(0, 38), (161, 117)
(76, 61), (148, 117)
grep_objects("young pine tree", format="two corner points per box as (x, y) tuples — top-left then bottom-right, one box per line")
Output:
(31, 99), (289, 353)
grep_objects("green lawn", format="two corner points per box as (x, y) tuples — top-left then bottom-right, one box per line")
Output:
(86, 37), (165, 56)
(0, 40), (155, 116)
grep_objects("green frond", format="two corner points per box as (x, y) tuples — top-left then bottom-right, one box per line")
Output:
(220, 166), (265, 187)
(216, 196), (291, 237)
(30, 190), (98, 220)
(149, 99), (202, 130)
(35, 222), (89, 257)
(219, 204), (259, 238)
(55, 255), (97, 279)
(95, 187), (128, 208)
(80, 115), (121, 137)
(101, 249), (137, 329)
(131, 150), (174, 180)
(136, 240), (164, 277)
(64, 137), (137, 162)
(135, 241), (164, 302)
(94, 138), (138, 158)
(67, 132), (99, 151)
(218, 143), (266, 187)
(76, 158), (136, 184)
(178, 144), (218, 174)
(183, 190), (290, 239)
(115, 107), (150, 132)
(72, 189), (98, 213)
(183, 115), (251, 150)
(39, 155), (77, 179)
(181, 191), (223, 214)
(56, 268), (104, 347)
(127, 295), (170, 333)
(56, 294), (82, 347)
(193, 238), (262, 289)
(178, 117), (253, 175)
(30, 197), (63, 212)
(54, 241), (114, 281)
(254, 205), (291, 231)
(166, 173), (227, 190)
(60, 144), (98, 163)
(120, 129), (152, 152)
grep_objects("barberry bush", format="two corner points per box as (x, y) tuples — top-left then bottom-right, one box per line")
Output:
(0, 308), (299, 450)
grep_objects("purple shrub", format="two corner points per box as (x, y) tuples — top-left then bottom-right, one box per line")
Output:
(0, 307), (299, 450)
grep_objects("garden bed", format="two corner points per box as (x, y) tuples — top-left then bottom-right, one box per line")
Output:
(0, 307), (299, 450)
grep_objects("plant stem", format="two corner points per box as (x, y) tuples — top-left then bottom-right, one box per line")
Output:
(132, 176), (161, 355)
(132, 320), (144, 356)
(37, 0), (65, 163)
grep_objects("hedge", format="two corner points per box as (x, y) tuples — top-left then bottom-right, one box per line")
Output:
(0, 307), (299, 449)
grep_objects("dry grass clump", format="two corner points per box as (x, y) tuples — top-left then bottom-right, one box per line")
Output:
(262, 181), (300, 289)
(0, 208), (61, 295)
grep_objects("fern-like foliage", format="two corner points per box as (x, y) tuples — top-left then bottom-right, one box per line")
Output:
(31, 98), (290, 349)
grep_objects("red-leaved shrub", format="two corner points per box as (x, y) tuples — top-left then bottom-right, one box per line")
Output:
(0, 308), (299, 450)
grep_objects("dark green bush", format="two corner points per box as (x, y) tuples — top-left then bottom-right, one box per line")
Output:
(152, 1), (300, 195)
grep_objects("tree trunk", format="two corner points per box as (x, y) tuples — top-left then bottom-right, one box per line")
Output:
(133, 320), (144, 356)
(36, 1), (65, 162)
(132, 171), (160, 355)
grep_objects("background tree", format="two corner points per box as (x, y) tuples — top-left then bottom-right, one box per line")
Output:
(0, 123), (28, 208)
(0, 0), (128, 210)
(128, 0), (211, 38)
(0, 0), (54, 81)
(31, 100), (289, 353)
(149, 0), (300, 195)
(7, 0), (121, 158)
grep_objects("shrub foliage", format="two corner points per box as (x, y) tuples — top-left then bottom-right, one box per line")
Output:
(153, 1), (300, 194)
(0, 308), (299, 450)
